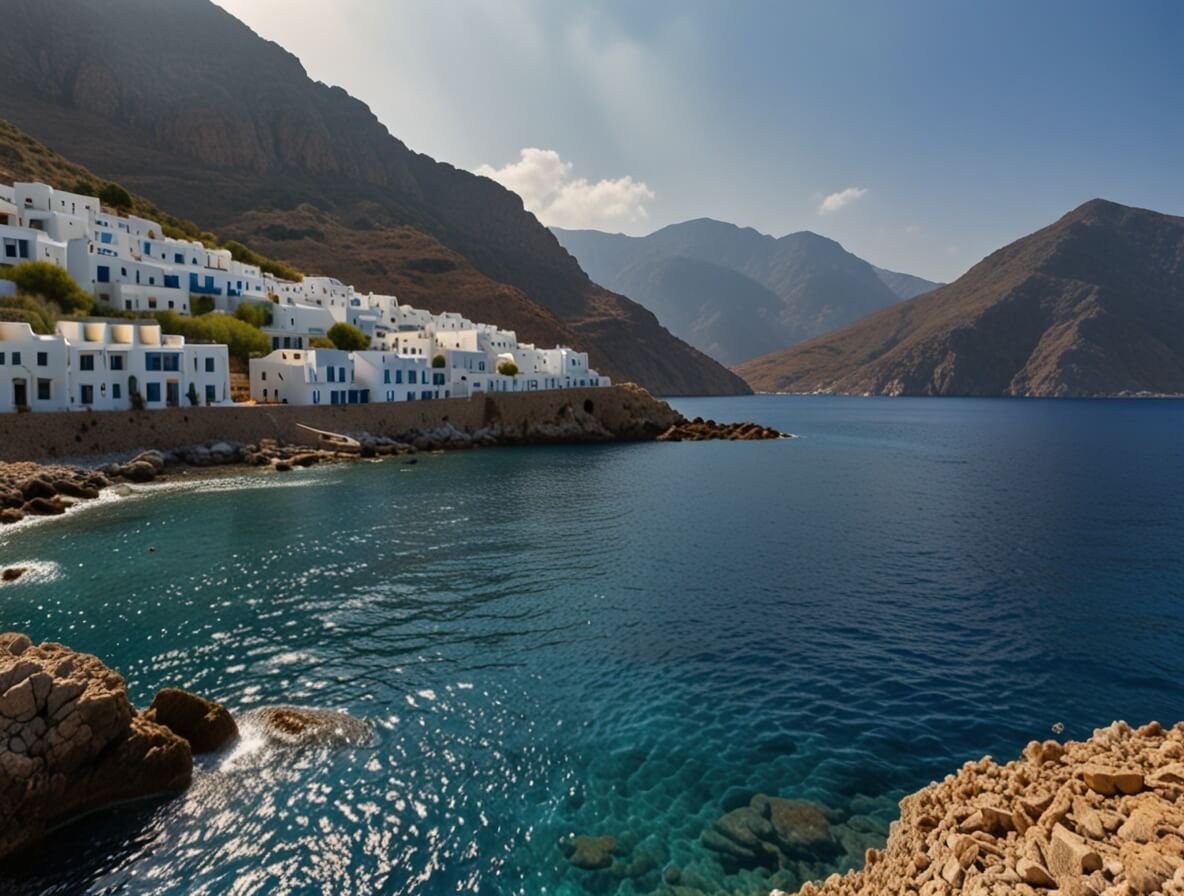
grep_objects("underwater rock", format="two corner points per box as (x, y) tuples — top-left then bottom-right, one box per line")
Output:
(144, 687), (238, 754)
(752, 794), (839, 860)
(562, 833), (618, 870)
(248, 705), (372, 747)
(0, 632), (192, 860)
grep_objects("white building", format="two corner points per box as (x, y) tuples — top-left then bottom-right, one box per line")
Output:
(4, 178), (611, 412)
(0, 320), (230, 413)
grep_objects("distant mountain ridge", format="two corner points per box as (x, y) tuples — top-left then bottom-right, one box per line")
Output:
(0, 0), (748, 395)
(735, 199), (1184, 397)
(553, 219), (941, 366)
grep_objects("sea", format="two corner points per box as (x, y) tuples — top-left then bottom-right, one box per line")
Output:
(2, 395), (1183, 896)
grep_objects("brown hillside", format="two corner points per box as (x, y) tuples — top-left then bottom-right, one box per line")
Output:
(735, 200), (1184, 396)
(0, 0), (748, 395)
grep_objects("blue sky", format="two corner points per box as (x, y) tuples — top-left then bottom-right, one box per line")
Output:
(216, 1), (1182, 282)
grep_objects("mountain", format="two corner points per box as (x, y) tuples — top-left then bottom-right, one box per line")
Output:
(735, 199), (1184, 397)
(873, 266), (942, 300)
(0, 0), (748, 396)
(553, 219), (929, 366)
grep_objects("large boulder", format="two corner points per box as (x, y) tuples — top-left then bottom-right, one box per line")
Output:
(0, 633), (192, 860)
(119, 460), (157, 483)
(144, 687), (238, 754)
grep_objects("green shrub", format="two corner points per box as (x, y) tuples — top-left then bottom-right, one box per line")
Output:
(187, 383), (200, 407)
(154, 310), (270, 362)
(234, 301), (272, 328)
(432, 353), (446, 368)
(97, 182), (132, 209)
(6, 261), (93, 315)
(327, 322), (369, 351)
(191, 295), (215, 316)
(497, 360), (519, 376)
(0, 295), (58, 334)
(308, 336), (336, 349)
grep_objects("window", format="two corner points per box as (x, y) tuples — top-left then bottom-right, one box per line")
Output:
(164, 274), (179, 289)
(408, 370), (417, 385)
(261, 370), (267, 381)
(384, 369), (391, 384)
(112, 383), (121, 400)
(3, 241), (14, 258)
(110, 354), (124, 371)
(205, 385), (216, 404)
(101, 232), (113, 245)
(36, 352), (48, 367)
(146, 382), (161, 403)
(174, 253), (184, 264)
(81, 384), (94, 404)
(395, 369), (403, 384)
(205, 357), (215, 373)
(146, 353), (162, 371)
(338, 367), (345, 383)
(97, 265), (110, 283)
(12, 352), (20, 366)
(327, 366), (335, 383)
(0, 353), (5, 365)
(80, 354), (95, 371)
(37, 380), (51, 401)
(148, 297), (158, 310)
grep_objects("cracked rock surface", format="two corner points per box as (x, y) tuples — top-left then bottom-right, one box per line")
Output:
(0, 632), (192, 860)
(777, 721), (1184, 896)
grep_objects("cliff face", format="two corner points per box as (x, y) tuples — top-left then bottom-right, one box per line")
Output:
(0, 0), (748, 396)
(736, 200), (1184, 396)
(554, 220), (914, 366)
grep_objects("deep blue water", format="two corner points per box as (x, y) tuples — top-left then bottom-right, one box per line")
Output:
(2, 395), (1184, 895)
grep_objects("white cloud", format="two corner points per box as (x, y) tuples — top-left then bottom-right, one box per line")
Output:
(476, 148), (654, 230)
(818, 186), (868, 214)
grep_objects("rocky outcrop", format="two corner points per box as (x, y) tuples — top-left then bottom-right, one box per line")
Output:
(0, 462), (110, 525)
(0, 633), (193, 860)
(143, 688), (238, 754)
(781, 721), (1184, 896)
(657, 417), (787, 442)
(246, 706), (373, 748)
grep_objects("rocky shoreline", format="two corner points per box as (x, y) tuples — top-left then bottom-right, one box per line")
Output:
(0, 390), (787, 532)
(0, 633), (370, 861)
(776, 722), (1184, 896)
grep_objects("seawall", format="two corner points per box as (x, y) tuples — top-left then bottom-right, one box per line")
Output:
(0, 385), (682, 462)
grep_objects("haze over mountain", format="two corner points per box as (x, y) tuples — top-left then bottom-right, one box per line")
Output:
(0, 0), (749, 396)
(553, 220), (940, 366)
(735, 199), (1184, 397)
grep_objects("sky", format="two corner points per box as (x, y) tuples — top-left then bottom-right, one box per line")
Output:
(214, 1), (1182, 282)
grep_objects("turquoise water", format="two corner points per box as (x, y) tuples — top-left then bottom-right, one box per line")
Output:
(3, 396), (1184, 895)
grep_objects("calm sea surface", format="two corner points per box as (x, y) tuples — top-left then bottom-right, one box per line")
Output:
(2, 396), (1184, 895)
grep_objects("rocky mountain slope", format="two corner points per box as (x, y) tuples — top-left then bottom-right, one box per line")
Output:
(736, 199), (1184, 396)
(872, 265), (942, 300)
(553, 220), (937, 366)
(0, 0), (747, 395)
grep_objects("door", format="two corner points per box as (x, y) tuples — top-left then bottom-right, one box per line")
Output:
(13, 379), (27, 407)
(166, 381), (180, 407)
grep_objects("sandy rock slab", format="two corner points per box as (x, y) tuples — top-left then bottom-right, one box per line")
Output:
(778, 721), (1184, 896)
(0, 633), (193, 860)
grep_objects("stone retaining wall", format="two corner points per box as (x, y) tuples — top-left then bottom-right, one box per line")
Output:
(0, 385), (680, 462)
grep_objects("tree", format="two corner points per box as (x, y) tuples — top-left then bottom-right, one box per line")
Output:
(191, 295), (215, 316)
(0, 294), (58, 334)
(327, 322), (370, 351)
(97, 182), (132, 209)
(154, 310), (270, 362)
(308, 336), (336, 349)
(187, 383), (200, 407)
(497, 360), (519, 376)
(432, 353), (446, 368)
(6, 261), (93, 315)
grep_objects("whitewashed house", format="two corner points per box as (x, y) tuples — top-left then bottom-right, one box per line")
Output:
(250, 348), (365, 406)
(0, 320), (229, 412)
(0, 321), (69, 412)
